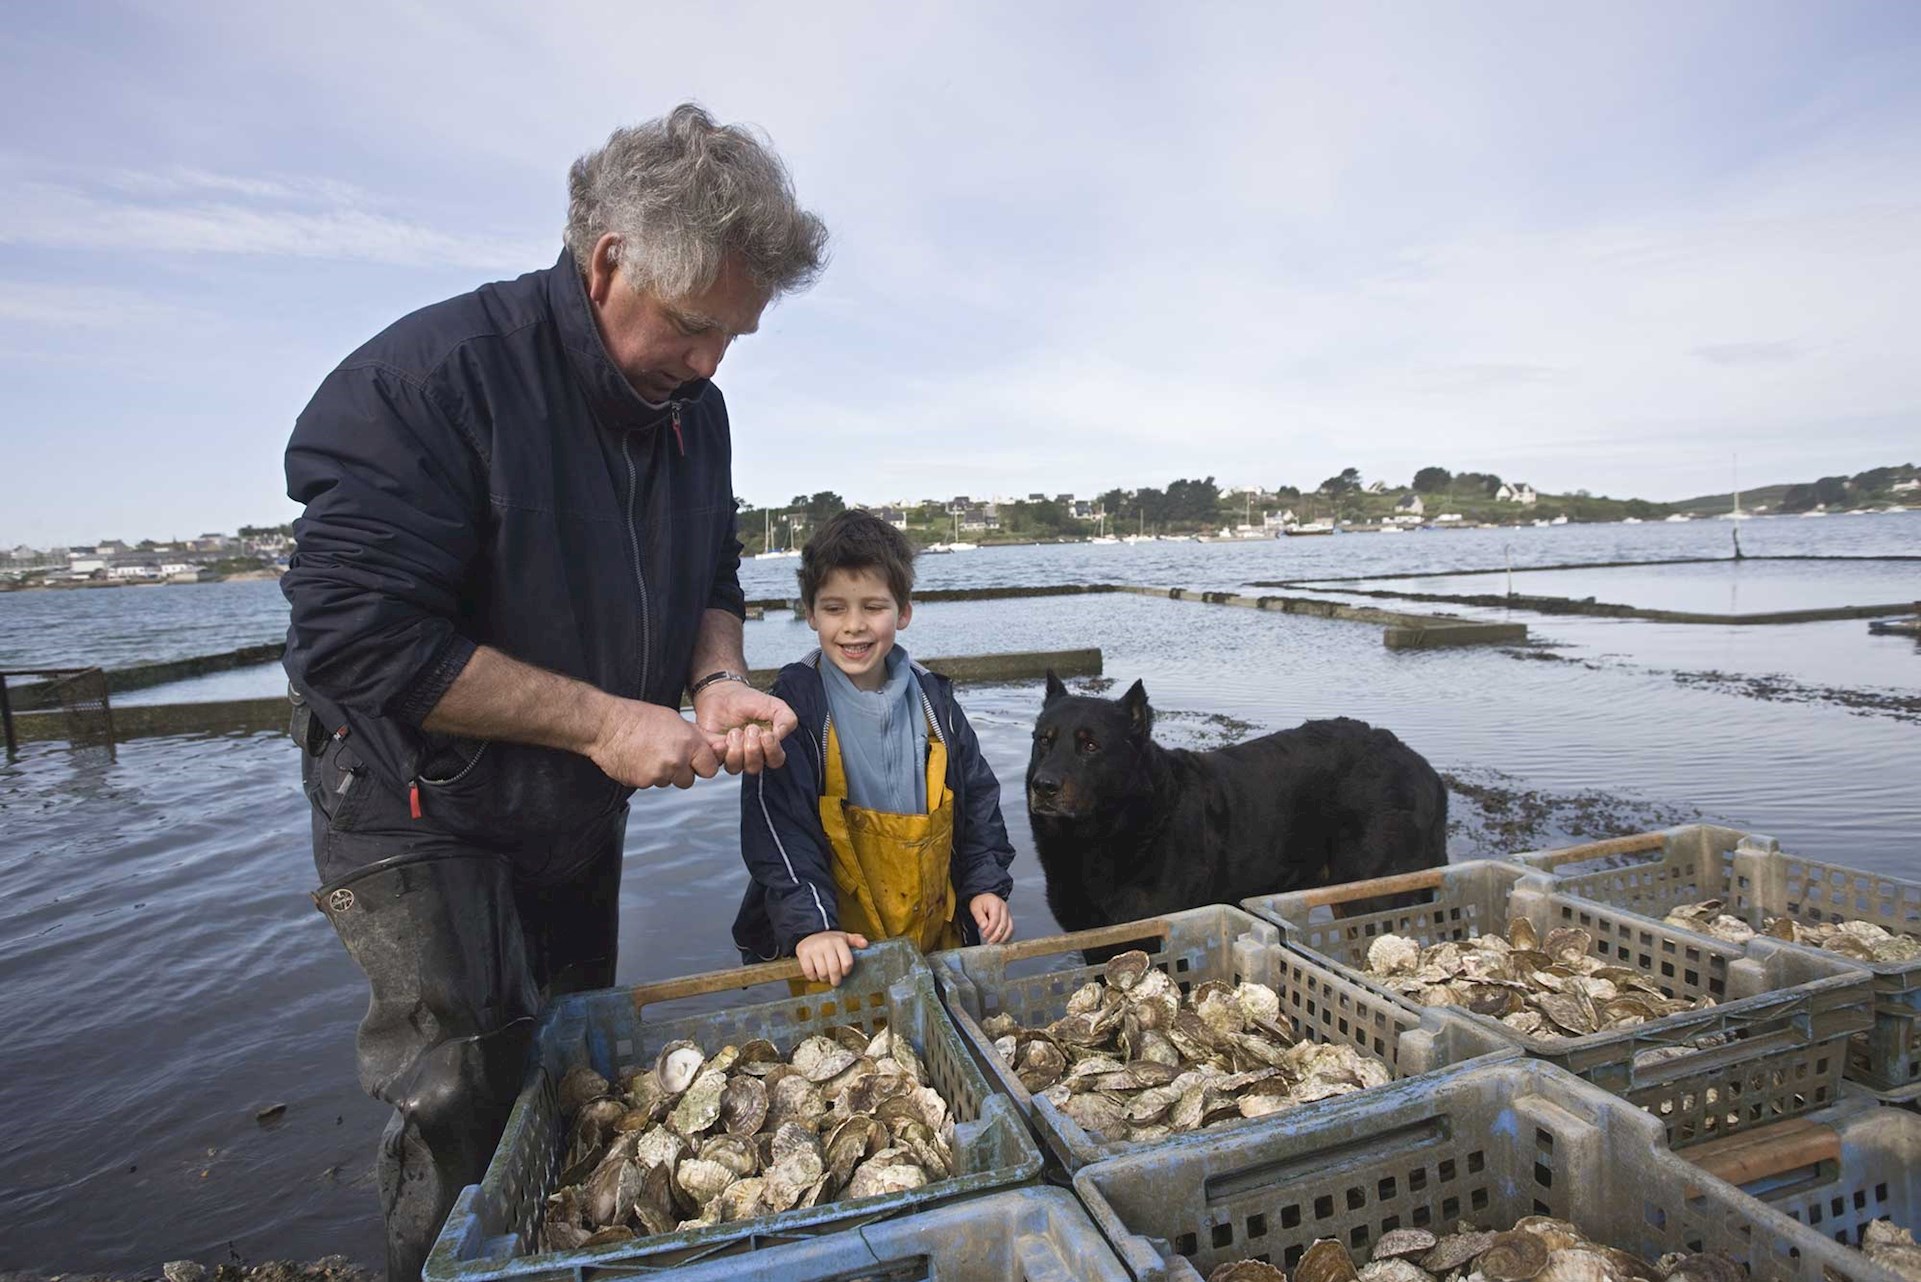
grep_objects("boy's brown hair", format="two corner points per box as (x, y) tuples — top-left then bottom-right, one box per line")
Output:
(798, 510), (916, 609)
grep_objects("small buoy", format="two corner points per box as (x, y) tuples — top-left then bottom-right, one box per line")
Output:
(255, 1103), (288, 1125)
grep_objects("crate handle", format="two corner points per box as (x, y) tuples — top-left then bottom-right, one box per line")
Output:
(623, 954), (810, 1010)
(1625, 1004), (1812, 1089)
(1203, 1117), (1451, 1202)
(984, 916), (1175, 964)
(1680, 1117), (1841, 1194)
(1523, 831), (1667, 871)
(1293, 865), (1449, 910)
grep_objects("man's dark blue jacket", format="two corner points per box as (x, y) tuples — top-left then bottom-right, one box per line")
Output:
(733, 651), (1017, 961)
(282, 250), (744, 843)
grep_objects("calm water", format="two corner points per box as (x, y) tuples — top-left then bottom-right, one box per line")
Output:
(0, 514), (1917, 1269)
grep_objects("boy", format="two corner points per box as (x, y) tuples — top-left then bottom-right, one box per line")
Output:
(734, 510), (1015, 986)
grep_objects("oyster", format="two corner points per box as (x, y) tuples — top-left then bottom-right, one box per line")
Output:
(668, 1070), (726, 1137)
(719, 1075), (768, 1136)
(1362, 919), (1719, 1042)
(655, 1040), (706, 1095)
(539, 1024), (962, 1250)
(1297, 1238), (1362, 1282)
(1209, 1263), (1288, 1282)
(792, 1035), (857, 1083)
(558, 1065), (610, 1115)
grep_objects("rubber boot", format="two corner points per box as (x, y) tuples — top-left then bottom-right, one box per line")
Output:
(315, 851), (540, 1282)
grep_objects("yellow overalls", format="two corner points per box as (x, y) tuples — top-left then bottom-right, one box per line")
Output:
(796, 714), (960, 993)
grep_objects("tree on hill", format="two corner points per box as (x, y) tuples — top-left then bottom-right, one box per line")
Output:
(1452, 471), (1504, 497)
(1412, 466), (1452, 493)
(789, 492), (846, 523)
(1319, 467), (1362, 496)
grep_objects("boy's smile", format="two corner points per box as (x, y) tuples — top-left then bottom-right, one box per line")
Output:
(806, 566), (912, 692)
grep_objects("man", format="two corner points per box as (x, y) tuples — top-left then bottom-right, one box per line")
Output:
(281, 104), (826, 1279)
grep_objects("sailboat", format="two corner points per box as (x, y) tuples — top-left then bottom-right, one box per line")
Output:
(1121, 510), (1152, 544)
(1720, 455), (1753, 520)
(1090, 511), (1119, 545)
(937, 510), (978, 552)
(751, 510), (801, 558)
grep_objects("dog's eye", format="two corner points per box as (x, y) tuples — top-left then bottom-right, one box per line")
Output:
(1078, 738), (1100, 755)
(1032, 730), (1053, 746)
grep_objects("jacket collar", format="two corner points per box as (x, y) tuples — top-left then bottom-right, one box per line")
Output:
(543, 247), (711, 434)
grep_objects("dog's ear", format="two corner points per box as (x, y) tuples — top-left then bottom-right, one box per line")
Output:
(1120, 679), (1153, 736)
(1043, 669), (1069, 704)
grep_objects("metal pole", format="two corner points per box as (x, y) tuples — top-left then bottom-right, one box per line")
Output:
(0, 673), (14, 757)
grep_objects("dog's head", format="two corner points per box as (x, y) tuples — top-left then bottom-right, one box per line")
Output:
(1026, 671), (1155, 819)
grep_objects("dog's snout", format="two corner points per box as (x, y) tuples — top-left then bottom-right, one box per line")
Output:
(1030, 775), (1061, 799)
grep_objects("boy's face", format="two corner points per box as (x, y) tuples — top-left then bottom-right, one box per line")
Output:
(806, 566), (911, 691)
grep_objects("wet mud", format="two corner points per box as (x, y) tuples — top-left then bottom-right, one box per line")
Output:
(1, 1258), (375, 1282)
(1441, 767), (1699, 852)
(1668, 669), (1921, 725)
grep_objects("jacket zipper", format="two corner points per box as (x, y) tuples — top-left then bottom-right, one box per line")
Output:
(622, 430), (652, 700)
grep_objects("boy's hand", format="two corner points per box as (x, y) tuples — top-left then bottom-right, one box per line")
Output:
(692, 682), (797, 774)
(970, 893), (1013, 945)
(796, 930), (869, 986)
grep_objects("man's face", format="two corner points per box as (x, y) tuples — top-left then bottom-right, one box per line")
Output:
(586, 234), (769, 403)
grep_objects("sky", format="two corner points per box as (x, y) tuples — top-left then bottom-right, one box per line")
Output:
(1, 1), (1918, 547)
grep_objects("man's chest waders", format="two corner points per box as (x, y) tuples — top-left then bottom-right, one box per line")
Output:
(799, 716), (958, 993)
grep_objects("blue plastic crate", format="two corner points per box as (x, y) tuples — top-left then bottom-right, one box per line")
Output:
(425, 940), (1042, 1280)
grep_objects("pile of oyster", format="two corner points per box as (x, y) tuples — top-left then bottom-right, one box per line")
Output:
(1360, 920), (1715, 1039)
(1861, 1218), (1921, 1282)
(1662, 900), (1921, 963)
(982, 950), (1391, 1144)
(1204, 1216), (1750, 1282)
(539, 1027), (956, 1249)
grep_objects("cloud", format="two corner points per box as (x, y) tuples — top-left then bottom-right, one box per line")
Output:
(1693, 341), (1801, 366)
(0, 164), (542, 269)
(0, 281), (189, 330)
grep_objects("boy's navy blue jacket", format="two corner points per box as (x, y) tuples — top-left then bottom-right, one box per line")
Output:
(281, 250), (744, 845)
(733, 652), (1017, 961)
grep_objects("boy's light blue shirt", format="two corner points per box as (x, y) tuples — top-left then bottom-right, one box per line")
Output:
(818, 646), (929, 815)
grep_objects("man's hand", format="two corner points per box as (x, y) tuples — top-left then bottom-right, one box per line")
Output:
(970, 893), (1014, 945)
(692, 680), (798, 774)
(586, 698), (722, 789)
(795, 929), (869, 986)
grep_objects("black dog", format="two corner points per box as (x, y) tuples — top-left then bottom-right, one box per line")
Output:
(1027, 674), (1447, 935)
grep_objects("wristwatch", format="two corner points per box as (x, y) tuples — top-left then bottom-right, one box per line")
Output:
(690, 670), (752, 698)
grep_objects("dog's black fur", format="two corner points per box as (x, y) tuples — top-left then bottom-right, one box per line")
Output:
(1027, 674), (1447, 935)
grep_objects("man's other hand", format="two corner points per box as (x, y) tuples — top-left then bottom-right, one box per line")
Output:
(692, 681), (798, 774)
(587, 699), (722, 789)
(795, 929), (869, 986)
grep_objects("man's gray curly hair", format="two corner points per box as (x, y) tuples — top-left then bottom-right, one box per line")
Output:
(565, 104), (828, 302)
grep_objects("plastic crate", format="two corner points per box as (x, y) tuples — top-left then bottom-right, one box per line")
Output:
(1073, 1059), (1883, 1282)
(425, 940), (1043, 1281)
(594, 1186), (1133, 1281)
(1682, 1094), (1921, 1282)
(1241, 861), (1875, 1146)
(1518, 827), (1921, 1099)
(929, 905), (1519, 1173)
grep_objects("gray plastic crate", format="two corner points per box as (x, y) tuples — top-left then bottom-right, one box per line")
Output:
(1518, 827), (1921, 1099)
(610, 1186), (1132, 1281)
(1684, 1095), (1921, 1282)
(425, 940), (1043, 1281)
(1242, 861), (1875, 1146)
(1073, 1059), (1884, 1282)
(930, 905), (1518, 1173)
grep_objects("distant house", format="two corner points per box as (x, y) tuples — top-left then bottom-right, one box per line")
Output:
(1495, 483), (1538, 505)
(958, 505), (1000, 532)
(1263, 509), (1297, 529)
(1071, 499), (1098, 520)
(69, 556), (108, 575)
(1394, 494), (1425, 517)
(947, 496), (971, 513)
(1435, 512), (1465, 524)
(875, 506), (908, 531)
(108, 563), (162, 580)
(1894, 478), (1921, 493)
